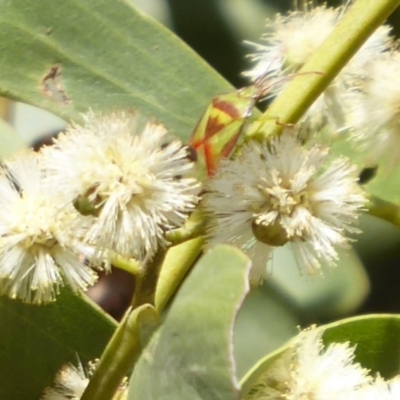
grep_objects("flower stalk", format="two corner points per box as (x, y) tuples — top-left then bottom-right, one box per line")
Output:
(164, 209), (206, 245)
(366, 195), (400, 228)
(80, 245), (169, 400)
(80, 303), (159, 400)
(155, 237), (205, 312)
(131, 247), (167, 308)
(110, 254), (142, 276)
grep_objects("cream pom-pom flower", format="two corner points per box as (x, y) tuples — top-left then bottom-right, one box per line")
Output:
(244, 327), (372, 400)
(41, 111), (200, 266)
(346, 51), (400, 167)
(243, 4), (393, 134)
(0, 151), (96, 304)
(41, 360), (128, 400)
(203, 133), (365, 284)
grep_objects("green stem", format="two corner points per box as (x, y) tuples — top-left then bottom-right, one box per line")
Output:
(81, 234), (203, 400)
(110, 253), (141, 276)
(251, 0), (400, 140)
(164, 209), (206, 245)
(80, 304), (159, 400)
(131, 247), (167, 308)
(81, 249), (166, 400)
(366, 195), (400, 228)
(155, 237), (204, 312)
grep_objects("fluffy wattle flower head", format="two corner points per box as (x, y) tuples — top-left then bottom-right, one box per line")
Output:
(41, 360), (128, 400)
(41, 111), (199, 265)
(347, 51), (400, 167)
(41, 362), (89, 400)
(0, 151), (96, 304)
(244, 327), (372, 400)
(203, 133), (365, 284)
(244, 4), (393, 134)
(245, 5), (340, 77)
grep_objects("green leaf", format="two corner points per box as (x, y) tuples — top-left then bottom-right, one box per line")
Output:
(325, 123), (400, 206)
(0, 289), (116, 400)
(322, 131), (365, 171)
(0, 0), (230, 141)
(323, 314), (400, 379)
(128, 244), (251, 400)
(0, 118), (26, 158)
(240, 314), (400, 397)
(365, 165), (400, 204)
(234, 287), (300, 379)
(269, 246), (370, 320)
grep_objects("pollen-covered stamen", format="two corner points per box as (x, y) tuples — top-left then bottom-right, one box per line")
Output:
(251, 179), (312, 246)
(262, 184), (298, 214)
(13, 195), (59, 249)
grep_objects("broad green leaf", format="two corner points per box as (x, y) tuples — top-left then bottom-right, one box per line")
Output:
(0, 0), (230, 141)
(0, 289), (116, 400)
(0, 118), (26, 158)
(129, 245), (251, 400)
(269, 246), (370, 320)
(240, 314), (400, 397)
(323, 314), (400, 379)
